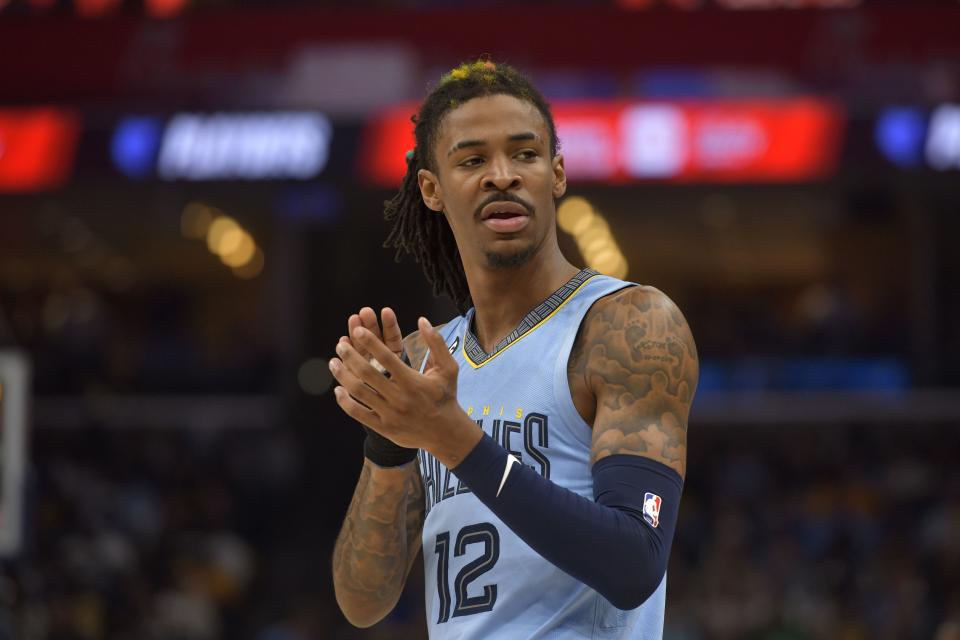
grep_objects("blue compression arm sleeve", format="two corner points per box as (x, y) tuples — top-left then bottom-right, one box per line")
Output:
(452, 434), (683, 610)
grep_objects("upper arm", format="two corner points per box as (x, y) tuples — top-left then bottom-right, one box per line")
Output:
(581, 286), (698, 478)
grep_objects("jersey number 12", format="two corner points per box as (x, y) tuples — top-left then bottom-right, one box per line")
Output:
(433, 522), (500, 624)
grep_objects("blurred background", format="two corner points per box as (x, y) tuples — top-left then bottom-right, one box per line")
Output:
(1, 0), (959, 638)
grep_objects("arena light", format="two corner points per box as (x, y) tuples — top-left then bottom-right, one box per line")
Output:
(556, 196), (593, 234)
(614, 99), (843, 182)
(620, 105), (688, 178)
(206, 215), (241, 254)
(183, 205), (265, 278)
(0, 108), (81, 192)
(145, 0), (188, 18)
(360, 98), (844, 186)
(925, 104), (960, 171)
(875, 108), (926, 169)
(157, 112), (332, 181)
(220, 231), (257, 268)
(557, 197), (628, 280)
(875, 103), (960, 172)
(216, 227), (246, 258)
(112, 116), (164, 179)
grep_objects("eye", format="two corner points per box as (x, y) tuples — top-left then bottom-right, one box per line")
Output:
(459, 156), (483, 168)
(516, 149), (539, 161)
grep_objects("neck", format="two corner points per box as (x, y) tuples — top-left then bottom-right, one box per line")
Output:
(463, 234), (580, 353)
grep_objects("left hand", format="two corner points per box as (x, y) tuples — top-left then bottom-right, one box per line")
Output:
(346, 306), (404, 365)
(329, 317), (474, 456)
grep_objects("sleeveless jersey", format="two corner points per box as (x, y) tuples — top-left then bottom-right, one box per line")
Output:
(416, 269), (669, 640)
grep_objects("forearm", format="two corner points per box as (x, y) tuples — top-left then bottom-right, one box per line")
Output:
(332, 458), (424, 627)
(453, 435), (683, 610)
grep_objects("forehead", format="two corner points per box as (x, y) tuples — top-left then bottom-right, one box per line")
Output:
(436, 94), (548, 150)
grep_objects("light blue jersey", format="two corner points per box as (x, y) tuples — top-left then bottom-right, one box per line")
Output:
(416, 269), (668, 640)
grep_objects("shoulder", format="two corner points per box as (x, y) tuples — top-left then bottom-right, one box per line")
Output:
(589, 284), (692, 337)
(575, 285), (697, 360)
(578, 285), (697, 366)
(577, 285), (699, 473)
(402, 323), (449, 371)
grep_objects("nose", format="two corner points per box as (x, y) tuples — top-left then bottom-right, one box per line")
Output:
(481, 154), (521, 192)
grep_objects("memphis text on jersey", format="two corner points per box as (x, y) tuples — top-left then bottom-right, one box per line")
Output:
(418, 406), (550, 514)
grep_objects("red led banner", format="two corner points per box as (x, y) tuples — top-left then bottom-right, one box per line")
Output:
(0, 109), (81, 192)
(359, 98), (844, 187)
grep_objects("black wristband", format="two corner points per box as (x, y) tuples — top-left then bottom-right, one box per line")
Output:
(361, 347), (418, 467)
(363, 427), (419, 467)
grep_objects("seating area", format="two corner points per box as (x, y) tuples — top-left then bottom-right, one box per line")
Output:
(4, 421), (956, 639)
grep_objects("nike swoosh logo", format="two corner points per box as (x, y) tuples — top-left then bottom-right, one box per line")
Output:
(496, 454), (520, 498)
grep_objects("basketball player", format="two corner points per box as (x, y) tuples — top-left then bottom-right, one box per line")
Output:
(330, 60), (698, 639)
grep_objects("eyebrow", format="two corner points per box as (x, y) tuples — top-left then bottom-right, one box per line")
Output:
(447, 131), (542, 156)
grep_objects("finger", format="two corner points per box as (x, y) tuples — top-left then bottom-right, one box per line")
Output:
(336, 337), (394, 397)
(417, 317), (456, 374)
(337, 335), (357, 358)
(352, 326), (409, 381)
(380, 307), (404, 357)
(347, 315), (369, 358)
(359, 307), (382, 341)
(332, 386), (382, 431)
(329, 357), (386, 413)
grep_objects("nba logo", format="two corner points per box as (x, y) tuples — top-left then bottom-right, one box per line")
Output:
(642, 492), (662, 528)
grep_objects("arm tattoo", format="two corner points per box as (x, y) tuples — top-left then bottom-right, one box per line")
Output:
(403, 472), (426, 573)
(579, 286), (698, 477)
(332, 327), (438, 619)
(332, 462), (425, 612)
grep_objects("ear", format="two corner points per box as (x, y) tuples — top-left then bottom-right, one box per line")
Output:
(552, 154), (567, 199)
(418, 168), (445, 212)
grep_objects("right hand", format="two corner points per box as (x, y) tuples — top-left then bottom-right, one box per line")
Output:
(332, 317), (474, 459)
(345, 307), (405, 365)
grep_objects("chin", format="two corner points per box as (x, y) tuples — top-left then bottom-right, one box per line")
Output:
(481, 223), (551, 270)
(484, 243), (537, 269)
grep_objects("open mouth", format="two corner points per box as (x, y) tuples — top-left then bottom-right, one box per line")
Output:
(480, 203), (531, 233)
(486, 211), (526, 221)
(480, 200), (530, 221)
(478, 200), (532, 233)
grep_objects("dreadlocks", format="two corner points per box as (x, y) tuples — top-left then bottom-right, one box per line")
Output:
(383, 59), (559, 314)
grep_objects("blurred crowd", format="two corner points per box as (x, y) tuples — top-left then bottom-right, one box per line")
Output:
(0, 427), (310, 639)
(1, 269), (907, 397)
(1, 420), (957, 639)
(668, 423), (960, 640)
